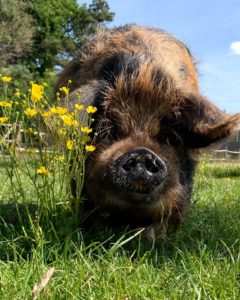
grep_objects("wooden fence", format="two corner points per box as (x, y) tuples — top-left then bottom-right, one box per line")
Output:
(0, 122), (46, 152)
(1, 123), (240, 160)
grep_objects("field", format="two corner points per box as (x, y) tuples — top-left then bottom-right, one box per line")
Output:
(0, 159), (239, 299)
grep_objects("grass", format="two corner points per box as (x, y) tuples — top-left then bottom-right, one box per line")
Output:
(0, 160), (239, 299)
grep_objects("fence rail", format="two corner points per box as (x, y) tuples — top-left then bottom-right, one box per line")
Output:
(213, 149), (240, 160)
(0, 122), (46, 151)
(1, 123), (240, 159)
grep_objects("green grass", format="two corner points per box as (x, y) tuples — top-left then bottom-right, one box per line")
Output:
(0, 160), (239, 299)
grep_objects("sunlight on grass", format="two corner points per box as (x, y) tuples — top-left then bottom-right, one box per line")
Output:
(0, 77), (239, 299)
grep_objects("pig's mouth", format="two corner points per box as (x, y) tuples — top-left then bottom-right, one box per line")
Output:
(106, 178), (166, 206)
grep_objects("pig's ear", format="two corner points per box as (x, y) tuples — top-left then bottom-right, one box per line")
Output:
(174, 95), (240, 149)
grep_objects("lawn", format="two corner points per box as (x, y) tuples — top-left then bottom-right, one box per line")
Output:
(0, 159), (239, 299)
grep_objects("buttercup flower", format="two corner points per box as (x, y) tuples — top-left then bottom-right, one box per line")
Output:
(31, 83), (44, 103)
(66, 140), (74, 150)
(41, 111), (53, 118)
(61, 114), (79, 126)
(1, 76), (12, 83)
(0, 117), (9, 123)
(37, 166), (50, 176)
(24, 108), (38, 117)
(81, 127), (92, 134)
(85, 145), (96, 152)
(60, 86), (69, 96)
(58, 128), (67, 136)
(50, 106), (68, 115)
(0, 101), (12, 108)
(75, 104), (84, 111)
(86, 105), (97, 114)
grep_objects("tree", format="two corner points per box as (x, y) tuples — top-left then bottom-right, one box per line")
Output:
(73, 0), (114, 41)
(0, 0), (114, 97)
(0, 0), (35, 68)
(24, 0), (114, 75)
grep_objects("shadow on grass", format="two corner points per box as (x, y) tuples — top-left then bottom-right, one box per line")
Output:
(0, 199), (239, 264)
(0, 202), (37, 260)
(83, 202), (240, 262)
(0, 201), (79, 260)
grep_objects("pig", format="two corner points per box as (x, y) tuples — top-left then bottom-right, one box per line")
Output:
(57, 25), (239, 240)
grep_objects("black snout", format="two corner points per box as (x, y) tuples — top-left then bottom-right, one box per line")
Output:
(114, 147), (167, 195)
(121, 148), (164, 175)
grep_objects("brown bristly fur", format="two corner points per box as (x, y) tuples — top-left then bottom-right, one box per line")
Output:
(58, 25), (239, 241)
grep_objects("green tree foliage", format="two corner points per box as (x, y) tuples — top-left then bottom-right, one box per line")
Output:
(24, 0), (114, 75)
(0, 0), (35, 68)
(0, 0), (114, 90)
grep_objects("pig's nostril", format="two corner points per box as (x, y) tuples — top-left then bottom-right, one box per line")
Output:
(122, 158), (137, 172)
(113, 147), (167, 194)
(121, 157), (163, 175)
(145, 158), (161, 173)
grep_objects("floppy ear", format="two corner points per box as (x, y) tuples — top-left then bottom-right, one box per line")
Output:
(172, 94), (240, 149)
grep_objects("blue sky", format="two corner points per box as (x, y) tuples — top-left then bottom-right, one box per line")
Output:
(79, 0), (240, 113)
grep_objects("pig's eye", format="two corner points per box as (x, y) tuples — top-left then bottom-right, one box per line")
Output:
(158, 129), (183, 146)
(159, 117), (184, 146)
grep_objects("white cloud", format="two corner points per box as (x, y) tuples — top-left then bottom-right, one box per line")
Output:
(230, 41), (240, 55)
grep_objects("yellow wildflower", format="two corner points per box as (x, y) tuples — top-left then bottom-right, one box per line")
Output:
(0, 101), (12, 107)
(41, 111), (53, 118)
(60, 86), (69, 96)
(1, 76), (12, 83)
(50, 106), (68, 115)
(85, 145), (96, 152)
(24, 108), (38, 117)
(66, 140), (74, 150)
(58, 128), (67, 136)
(61, 114), (79, 126)
(86, 105), (97, 114)
(30, 83), (44, 103)
(0, 117), (9, 123)
(75, 104), (84, 111)
(68, 79), (72, 84)
(37, 166), (50, 176)
(81, 127), (92, 134)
